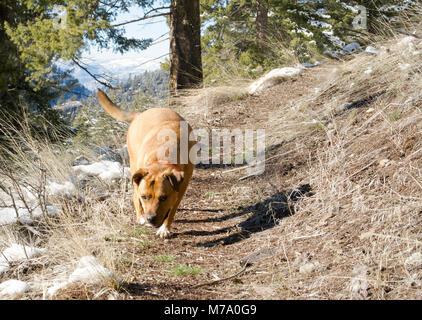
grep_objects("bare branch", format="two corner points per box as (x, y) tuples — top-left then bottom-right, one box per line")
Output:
(72, 58), (114, 89)
(112, 11), (170, 28)
(397, 28), (422, 39)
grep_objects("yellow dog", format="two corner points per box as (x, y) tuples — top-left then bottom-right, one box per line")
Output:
(97, 90), (195, 238)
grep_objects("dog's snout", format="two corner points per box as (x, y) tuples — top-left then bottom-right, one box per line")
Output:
(146, 214), (157, 224)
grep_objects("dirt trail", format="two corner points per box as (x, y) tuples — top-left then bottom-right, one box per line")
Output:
(118, 65), (336, 300)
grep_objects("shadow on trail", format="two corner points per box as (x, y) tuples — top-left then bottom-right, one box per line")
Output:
(121, 281), (202, 299)
(176, 184), (312, 247)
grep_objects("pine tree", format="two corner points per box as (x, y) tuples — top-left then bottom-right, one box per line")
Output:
(200, 0), (417, 81)
(0, 1), (76, 143)
(5, 0), (157, 88)
(169, 0), (203, 93)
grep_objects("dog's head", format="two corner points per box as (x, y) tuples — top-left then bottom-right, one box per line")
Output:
(132, 164), (184, 227)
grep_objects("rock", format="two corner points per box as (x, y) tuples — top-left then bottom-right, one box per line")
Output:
(118, 145), (130, 165)
(240, 247), (278, 267)
(301, 62), (317, 68)
(248, 67), (303, 94)
(92, 147), (122, 163)
(72, 155), (90, 166)
(299, 261), (320, 274)
(378, 159), (390, 167)
(342, 42), (362, 54)
(323, 50), (340, 59)
(364, 46), (380, 55)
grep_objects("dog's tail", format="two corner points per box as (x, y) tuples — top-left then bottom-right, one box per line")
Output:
(97, 89), (137, 122)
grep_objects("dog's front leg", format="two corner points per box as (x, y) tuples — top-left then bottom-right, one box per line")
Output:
(156, 209), (176, 238)
(134, 193), (145, 225)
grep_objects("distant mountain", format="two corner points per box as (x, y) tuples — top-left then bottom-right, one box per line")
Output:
(55, 100), (83, 124)
(70, 54), (165, 90)
(50, 69), (92, 106)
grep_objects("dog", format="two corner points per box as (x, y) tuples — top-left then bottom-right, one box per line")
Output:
(97, 89), (195, 238)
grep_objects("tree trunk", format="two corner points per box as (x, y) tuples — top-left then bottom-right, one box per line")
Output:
(255, 0), (268, 48)
(169, 0), (203, 95)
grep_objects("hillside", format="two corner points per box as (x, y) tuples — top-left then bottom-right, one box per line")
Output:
(0, 33), (421, 300)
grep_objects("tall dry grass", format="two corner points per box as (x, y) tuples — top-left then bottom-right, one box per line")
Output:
(0, 112), (139, 299)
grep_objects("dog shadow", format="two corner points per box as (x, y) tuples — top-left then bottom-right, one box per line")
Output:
(176, 184), (312, 247)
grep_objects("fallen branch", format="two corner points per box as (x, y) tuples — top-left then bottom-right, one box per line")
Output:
(191, 265), (249, 289)
(191, 247), (277, 289)
(397, 29), (422, 39)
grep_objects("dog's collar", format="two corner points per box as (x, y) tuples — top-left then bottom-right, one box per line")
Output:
(155, 160), (181, 172)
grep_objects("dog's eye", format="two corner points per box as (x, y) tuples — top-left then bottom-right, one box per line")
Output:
(141, 196), (148, 201)
(159, 195), (167, 202)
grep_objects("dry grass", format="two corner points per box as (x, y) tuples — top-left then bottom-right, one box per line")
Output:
(213, 28), (422, 299)
(165, 18), (422, 299)
(0, 117), (138, 300)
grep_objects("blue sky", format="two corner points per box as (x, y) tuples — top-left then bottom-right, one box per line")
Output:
(75, 6), (170, 88)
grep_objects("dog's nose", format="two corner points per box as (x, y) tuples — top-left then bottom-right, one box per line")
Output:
(146, 215), (157, 224)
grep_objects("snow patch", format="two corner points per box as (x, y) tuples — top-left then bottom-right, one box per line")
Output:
(364, 68), (373, 75)
(47, 181), (77, 197)
(1, 244), (47, 262)
(399, 63), (411, 71)
(46, 256), (117, 297)
(46, 281), (71, 297)
(0, 205), (60, 225)
(0, 244), (47, 276)
(69, 256), (114, 284)
(0, 280), (31, 298)
(349, 265), (368, 300)
(405, 252), (422, 266)
(0, 262), (9, 275)
(248, 67), (303, 94)
(0, 208), (33, 225)
(73, 160), (130, 181)
(364, 46), (380, 55)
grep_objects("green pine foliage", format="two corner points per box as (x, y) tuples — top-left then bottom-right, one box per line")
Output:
(1, 0), (168, 145)
(71, 70), (168, 146)
(4, 0), (161, 87)
(200, 0), (418, 82)
(72, 90), (129, 146)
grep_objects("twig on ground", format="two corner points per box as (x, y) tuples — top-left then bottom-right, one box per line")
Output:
(191, 265), (249, 289)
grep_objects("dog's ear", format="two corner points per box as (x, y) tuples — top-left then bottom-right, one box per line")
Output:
(166, 170), (184, 191)
(132, 168), (148, 185)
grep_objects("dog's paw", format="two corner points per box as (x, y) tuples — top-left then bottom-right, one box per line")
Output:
(156, 224), (171, 238)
